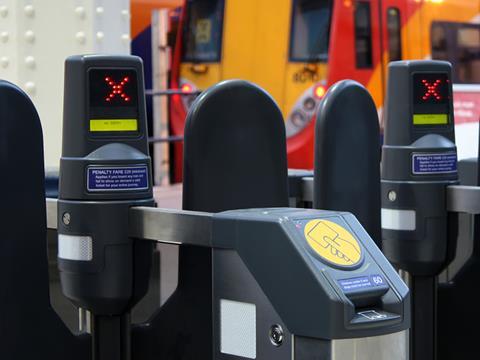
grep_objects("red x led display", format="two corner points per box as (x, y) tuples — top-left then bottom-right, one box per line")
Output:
(413, 73), (449, 105)
(104, 76), (131, 102)
(421, 79), (442, 101)
(89, 69), (138, 108)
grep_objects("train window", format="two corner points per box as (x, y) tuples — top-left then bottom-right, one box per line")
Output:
(182, 0), (225, 63)
(431, 23), (448, 59)
(354, 1), (373, 68)
(289, 0), (333, 62)
(431, 22), (480, 84)
(387, 7), (402, 62)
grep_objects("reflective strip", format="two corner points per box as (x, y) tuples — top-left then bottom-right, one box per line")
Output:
(58, 234), (93, 261)
(220, 299), (256, 359)
(381, 209), (416, 231)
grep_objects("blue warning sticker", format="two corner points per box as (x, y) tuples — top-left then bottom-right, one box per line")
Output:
(412, 152), (457, 175)
(338, 274), (387, 294)
(87, 165), (149, 192)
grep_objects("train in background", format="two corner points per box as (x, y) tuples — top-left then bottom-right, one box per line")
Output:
(169, 0), (480, 182)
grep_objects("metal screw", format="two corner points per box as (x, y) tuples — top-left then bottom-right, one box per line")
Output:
(269, 324), (284, 346)
(62, 212), (71, 225)
(388, 190), (397, 202)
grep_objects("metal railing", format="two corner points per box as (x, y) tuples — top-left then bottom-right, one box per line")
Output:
(145, 88), (200, 145)
(148, 135), (184, 144)
(145, 89), (202, 97)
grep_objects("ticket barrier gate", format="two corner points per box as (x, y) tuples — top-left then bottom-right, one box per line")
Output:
(289, 60), (480, 360)
(379, 60), (480, 360)
(133, 79), (290, 360)
(437, 156), (480, 360)
(0, 56), (410, 360)
(381, 61), (458, 360)
(172, 79), (409, 360)
(287, 79), (406, 359)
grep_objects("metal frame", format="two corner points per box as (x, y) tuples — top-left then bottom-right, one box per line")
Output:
(46, 183), (480, 241)
(292, 178), (480, 214)
(47, 198), (212, 247)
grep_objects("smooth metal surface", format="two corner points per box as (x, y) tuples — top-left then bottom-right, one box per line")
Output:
(399, 270), (412, 288)
(301, 177), (314, 203)
(148, 135), (184, 144)
(128, 206), (213, 247)
(46, 198), (58, 229)
(152, 9), (171, 186)
(46, 199), (213, 247)
(331, 331), (409, 360)
(79, 308), (91, 334)
(299, 182), (480, 215)
(145, 89), (202, 96)
(446, 185), (480, 214)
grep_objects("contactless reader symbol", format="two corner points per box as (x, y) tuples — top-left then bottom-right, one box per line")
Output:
(304, 219), (362, 267)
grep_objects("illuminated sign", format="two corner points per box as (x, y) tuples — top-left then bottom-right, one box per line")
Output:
(104, 76), (131, 103)
(421, 79), (442, 101)
(412, 72), (450, 125)
(89, 119), (138, 132)
(413, 73), (449, 105)
(89, 69), (138, 108)
(88, 69), (139, 133)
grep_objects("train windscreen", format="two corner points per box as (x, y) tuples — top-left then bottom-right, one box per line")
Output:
(289, 0), (332, 62)
(182, 0), (225, 63)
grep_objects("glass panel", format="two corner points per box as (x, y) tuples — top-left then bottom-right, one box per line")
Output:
(182, 0), (225, 62)
(458, 27), (480, 47)
(290, 0), (333, 62)
(355, 1), (373, 68)
(387, 7), (402, 62)
(431, 22), (480, 83)
(431, 23), (448, 60)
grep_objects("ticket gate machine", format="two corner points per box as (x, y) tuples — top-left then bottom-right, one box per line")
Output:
(133, 80), (290, 360)
(282, 60), (480, 360)
(381, 60), (458, 360)
(58, 55), (155, 359)
(437, 156), (480, 358)
(180, 80), (409, 359)
(0, 55), (410, 360)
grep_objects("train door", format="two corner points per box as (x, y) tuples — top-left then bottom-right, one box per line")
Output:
(378, 0), (408, 124)
(379, 1), (407, 83)
(328, 0), (384, 108)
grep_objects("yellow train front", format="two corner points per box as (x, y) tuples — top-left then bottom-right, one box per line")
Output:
(169, 0), (480, 181)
